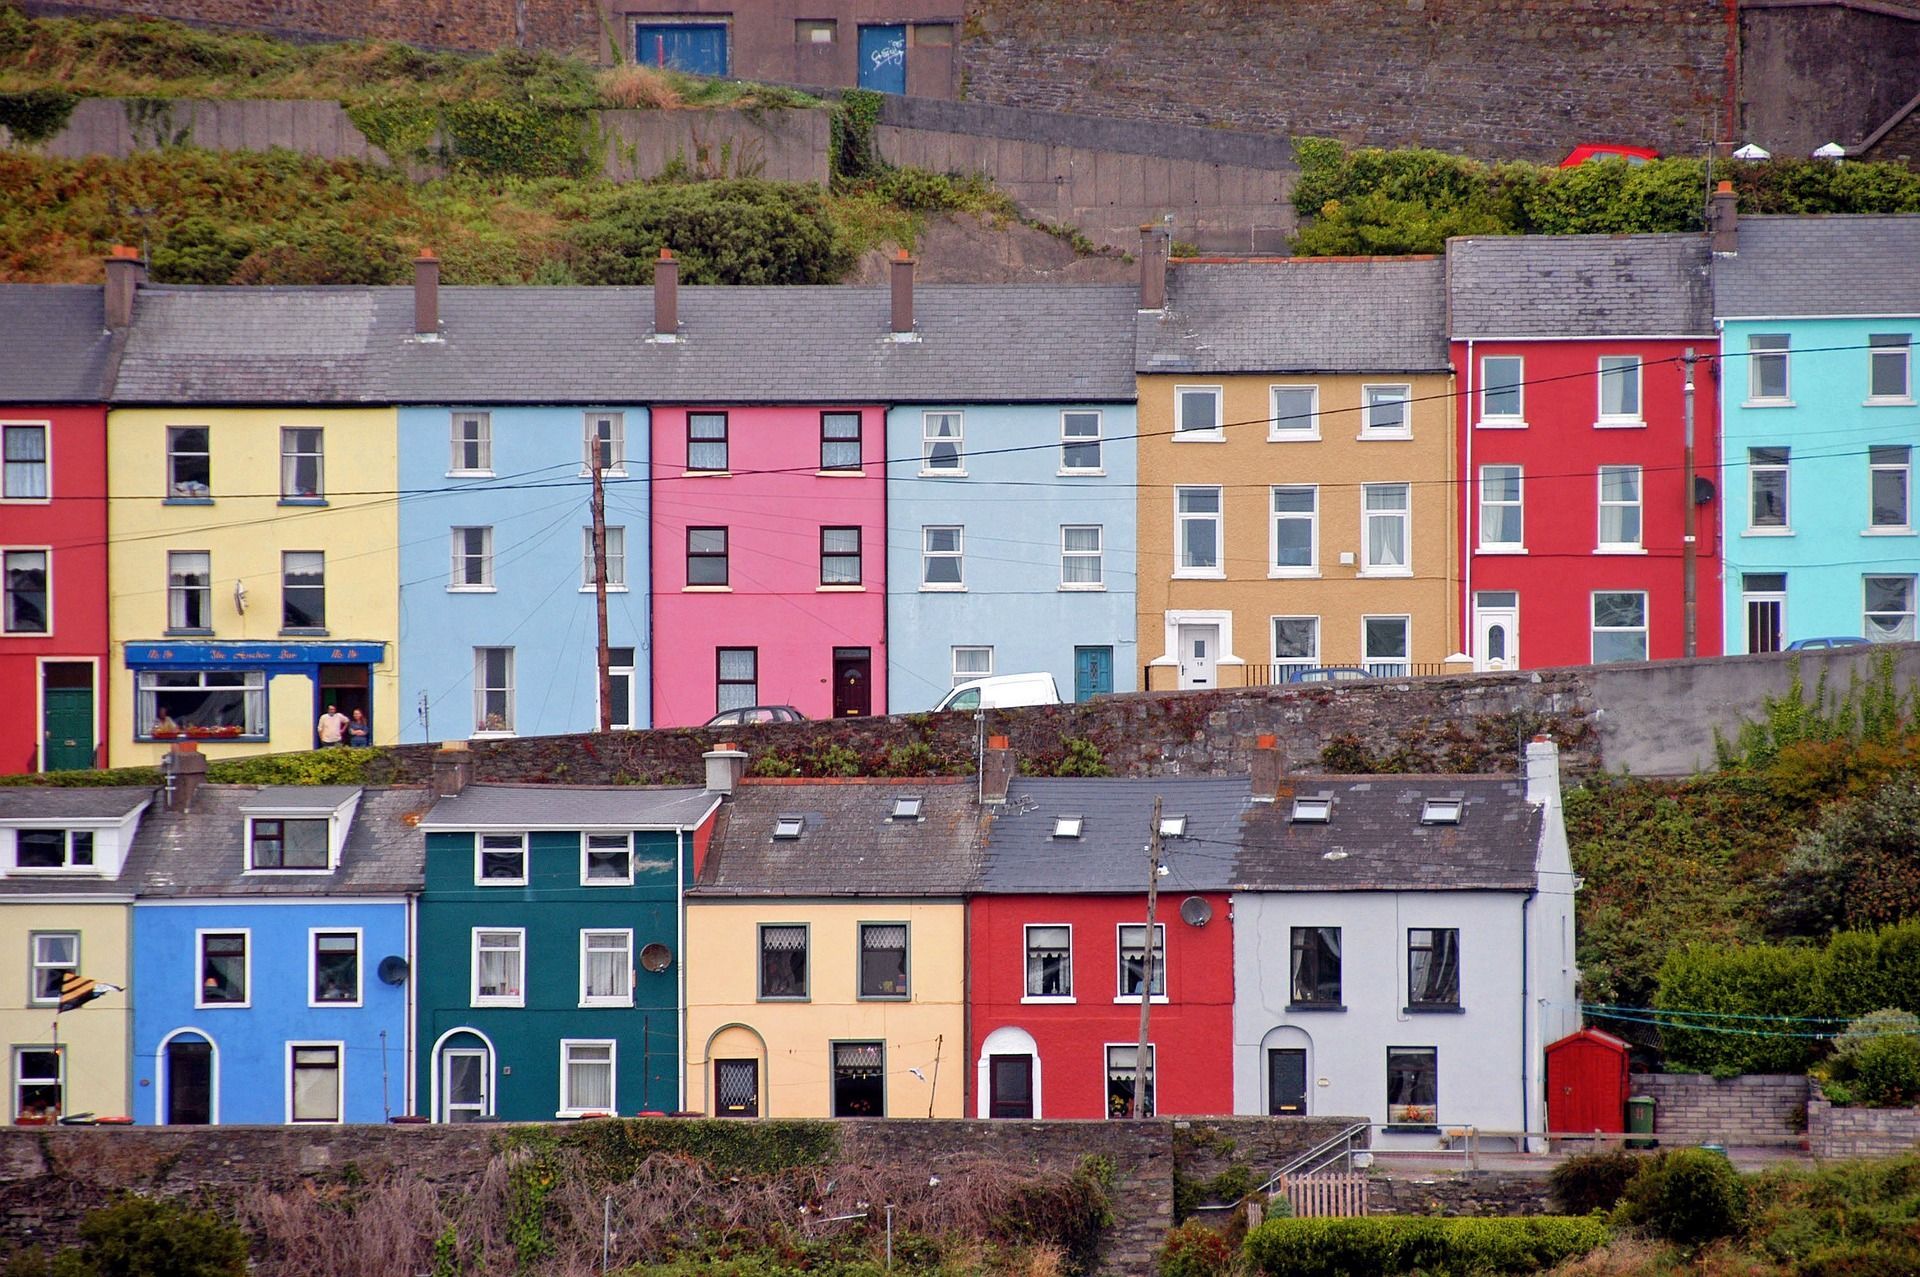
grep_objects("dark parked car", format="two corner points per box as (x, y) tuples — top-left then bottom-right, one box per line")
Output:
(1286, 666), (1375, 683)
(704, 705), (807, 727)
(1783, 637), (1870, 651)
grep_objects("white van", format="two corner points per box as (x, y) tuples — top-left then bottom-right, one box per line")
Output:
(934, 672), (1063, 712)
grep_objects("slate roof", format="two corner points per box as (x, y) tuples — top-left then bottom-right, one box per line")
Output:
(1137, 257), (1451, 375)
(419, 783), (719, 830)
(1714, 215), (1920, 318)
(695, 778), (980, 896)
(979, 777), (1247, 893)
(111, 286), (391, 403)
(0, 285), (115, 403)
(1447, 234), (1714, 338)
(125, 785), (429, 896)
(1234, 776), (1542, 891)
(0, 787), (153, 821)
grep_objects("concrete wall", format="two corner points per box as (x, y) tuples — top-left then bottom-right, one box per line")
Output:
(1808, 1094), (1920, 1159)
(1638, 1072), (1809, 1145)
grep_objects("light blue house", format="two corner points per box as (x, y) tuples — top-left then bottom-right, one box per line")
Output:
(127, 776), (425, 1124)
(1715, 214), (1920, 653)
(884, 286), (1141, 710)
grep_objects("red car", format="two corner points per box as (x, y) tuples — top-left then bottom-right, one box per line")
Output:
(1560, 144), (1661, 168)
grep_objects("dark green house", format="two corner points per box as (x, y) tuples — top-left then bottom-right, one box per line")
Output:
(415, 769), (719, 1122)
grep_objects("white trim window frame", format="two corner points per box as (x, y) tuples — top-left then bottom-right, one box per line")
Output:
(1869, 445), (1911, 532)
(579, 929), (635, 1008)
(13, 1045), (62, 1122)
(475, 832), (528, 886)
(1363, 615), (1411, 677)
(245, 816), (331, 873)
(582, 831), (633, 886)
(1597, 465), (1644, 552)
(1104, 1042), (1154, 1119)
(473, 647), (515, 736)
(27, 932), (78, 1007)
(559, 1039), (617, 1117)
(1272, 615), (1319, 677)
(1060, 410), (1103, 473)
(1748, 447), (1790, 534)
(1360, 384), (1412, 439)
(11, 828), (95, 873)
(579, 526), (628, 591)
(166, 550), (212, 632)
(1479, 356), (1524, 426)
(1268, 385), (1320, 441)
(195, 929), (250, 1009)
(1592, 591), (1649, 663)
(1360, 483), (1411, 576)
(1868, 334), (1913, 403)
(921, 411), (964, 475)
(1596, 355), (1644, 426)
(472, 927), (527, 1007)
(951, 645), (993, 686)
(1174, 385), (1224, 441)
(449, 527), (494, 591)
(308, 927), (363, 1008)
(1115, 922), (1168, 1002)
(1864, 574), (1917, 643)
(1174, 485), (1224, 578)
(1060, 525), (1104, 590)
(287, 1041), (344, 1124)
(1269, 485), (1318, 577)
(279, 426), (325, 501)
(1748, 334), (1791, 404)
(1, 422), (51, 502)
(1476, 466), (1523, 552)
(2, 547), (50, 635)
(921, 525), (964, 590)
(1023, 923), (1073, 1002)
(449, 411), (492, 476)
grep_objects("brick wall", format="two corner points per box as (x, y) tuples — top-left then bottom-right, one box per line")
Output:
(1638, 1074), (1809, 1145)
(1808, 1096), (1920, 1159)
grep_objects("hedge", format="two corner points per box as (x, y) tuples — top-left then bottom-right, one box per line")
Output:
(1241, 1216), (1611, 1277)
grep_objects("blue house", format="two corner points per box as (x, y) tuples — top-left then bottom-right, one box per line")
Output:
(1715, 213), (1920, 652)
(884, 285), (1141, 710)
(127, 768), (424, 1125)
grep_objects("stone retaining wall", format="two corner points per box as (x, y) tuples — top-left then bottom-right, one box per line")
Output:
(1365, 1169), (1554, 1217)
(1638, 1074), (1809, 1145)
(1808, 1096), (1920, 1159)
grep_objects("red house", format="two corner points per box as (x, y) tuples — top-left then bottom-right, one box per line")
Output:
(1447, 235), (1722, 669)
(0, 271), (126, 773)
(969, 770), (1239, 1119)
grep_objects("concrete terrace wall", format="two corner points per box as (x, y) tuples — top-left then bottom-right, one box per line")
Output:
(1639, 1074), (1810, 1145)
(1808, 1096), (1920, 1159)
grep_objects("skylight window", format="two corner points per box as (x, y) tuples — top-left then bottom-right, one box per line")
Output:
(1291, 798), (1332, 823)
(1053, 816), (1084, 839)
(1159, 815), (1188, 838)
(891, 796), (923, 821)
(773, 816), (804, 840)
(1420, 799), (1463, 825)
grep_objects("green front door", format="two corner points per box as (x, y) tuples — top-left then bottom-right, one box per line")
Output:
(42, 682), (95, 771)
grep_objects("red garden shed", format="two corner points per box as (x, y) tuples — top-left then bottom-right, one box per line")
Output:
(1546, 1028), (1630, 1134)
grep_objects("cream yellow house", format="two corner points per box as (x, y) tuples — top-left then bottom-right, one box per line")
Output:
(0, 787), (150, 1124)
(106, 287), (402, 766)
(1135, 256), (1461, 689)
(684, 777), (976, 1119)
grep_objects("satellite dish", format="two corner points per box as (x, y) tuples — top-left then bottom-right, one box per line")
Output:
(639, 943), (673, 973)
(376, 956), (410, 986)
(1178, 896), (1213, 927)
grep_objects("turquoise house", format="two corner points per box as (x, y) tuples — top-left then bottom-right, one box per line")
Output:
(1715, 214), (1920, 652)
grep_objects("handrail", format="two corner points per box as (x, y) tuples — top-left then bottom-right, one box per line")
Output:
(1260, 1120), (1369, 1195)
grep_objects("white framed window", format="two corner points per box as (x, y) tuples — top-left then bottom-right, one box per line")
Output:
(309, 929), (361, 1007)
(1869, 446), (1911, 530)
(1061, 525), (1104, 589)
(1480, 356), (1523, 423)
(1270, 486), (1317, 576)
(1363, 615), (1410, 676)
(580, 930), (633, 1007)
(2, 549), (49, 634)
(560, 1040), (616, 1116)
(1116, 922), (1167, 999)
(922, 411), (963, 473)
(280, 427), (324, 500)
(472, 928), (526, 1007)
(1175, 486), (1223, 577)
(1869, 334), (1912, 402)
(2, 423), (49, 501)
(28, 933), (77, 1006)
(1061, 410), (1103, 472)
(1749, 447), (1789, 531)
(12, 1047), (61, 1124)
(196, 930), (249, 1008)
(476, 833), (527, 885)
(583, 412), (625, 474)
(450, 411), (492, 474)
(1024, 924), (1072, 999)
(579, 526), (628, 590)
(1174, 385), (1223, 438)
(247, 818), (329, 871)
(167, 550), (212, 630)
(1477, 466), (1522, 550)
(1269, 385), (1319, 440)
(1597, 465), (1643, 550)
(136, 669), (264, 740)
(583, 832), (632, 885)
(1749, 334), (1790, 402)
(13, 829), (94, 872)
(281, 550), (325, 632)
(1361, 384), (1411, 437)
(1592, 591), (1649, 663)
(450, 527), (493, 590)
(1105, 1043), (1153, 1119)
(1361, 483), (1410, 574)
(474, 647), (514, 735)
(952, 645), (993, 685)
(1597, 355), (1642, 423)
(1864, 575), (1916, 643)
(921, 525), (963, 589)
(1272, 616), (1319, 676)
(288, 1043), (343, 1123)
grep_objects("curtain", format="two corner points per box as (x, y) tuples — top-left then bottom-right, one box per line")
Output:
(567, 1047), (612, 1110)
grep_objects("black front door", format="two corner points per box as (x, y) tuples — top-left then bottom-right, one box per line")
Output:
(1267, 1048), (1307, 1116)
(989, 1054), (1034, 1119)
(832, 648), (872, 717)
(714, 1059), (759, 1117)
(166, 1038), (212, 1125)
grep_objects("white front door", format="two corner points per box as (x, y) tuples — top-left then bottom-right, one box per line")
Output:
(441, 1048), (489, 1123)
(1176, 624), (1219, 689)
(1473, 595), (1519, 672)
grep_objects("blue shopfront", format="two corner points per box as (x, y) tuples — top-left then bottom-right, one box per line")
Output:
(125, 642), (386, 752)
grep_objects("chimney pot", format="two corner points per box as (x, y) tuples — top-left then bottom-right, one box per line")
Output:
(890, 252), (915, 335)
(431, 741), (472, 798)
(1138, 224), (1170, 310)
(654, 248), (679, 337)
(414, 250), (440, 337)
(980, 741), (1015, 804)
(704, 745), (748, 795)
(1250, 736), (1285, 802)
(103, 246), (147, 330)
(165, 742), (208, 812)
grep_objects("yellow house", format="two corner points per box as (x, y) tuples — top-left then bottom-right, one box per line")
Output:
(0, 787), (150, 1125)
(106, 286), (402, 767)
(1135, 256), (1461, 689)
(684, 776), (976, 1119)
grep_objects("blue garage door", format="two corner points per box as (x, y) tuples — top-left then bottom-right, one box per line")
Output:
(857, 25), (907, 94)
(635, 24), (728, 76)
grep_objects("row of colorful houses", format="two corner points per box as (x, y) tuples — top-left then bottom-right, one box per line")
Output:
(2, 206), (1916, 771)
(0, 735), (1577, 1138)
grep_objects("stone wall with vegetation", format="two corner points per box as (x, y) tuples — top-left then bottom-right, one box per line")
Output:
(1807, 1096), (1920, 1159)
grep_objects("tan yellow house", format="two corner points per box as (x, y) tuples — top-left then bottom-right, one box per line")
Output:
(684, 776), (976, 1119)
(1135, 255), (1461, 689)
(0, 787), (151, 1124)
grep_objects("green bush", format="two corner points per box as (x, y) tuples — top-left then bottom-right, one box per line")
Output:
(565, 179), (851, 285)
(1777, 776), (1920, 933)
(1825, 1010), (1920, 1106)
(1156, 1220), (1234, 1277)
(5, 1196), (250, 1277)
(1241, 1215), (1610, 1276)
(1548, 1147), (1646, 1215)
(1614, 1148), (1747, 1247)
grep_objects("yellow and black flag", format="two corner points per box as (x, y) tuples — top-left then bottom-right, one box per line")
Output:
(57, 973), (124, 1013)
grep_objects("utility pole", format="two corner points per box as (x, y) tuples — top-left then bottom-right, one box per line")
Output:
(1132, 796), (1164, 1119)
(591, 445), (613, 732)
(1682, 347), (1698, 658)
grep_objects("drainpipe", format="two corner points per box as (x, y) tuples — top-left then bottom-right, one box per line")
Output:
(405, 890), (418, 1116)
(1462, 339), (1475, 659)
(676, 825), (687, 1113)
(1519, 891), (1532, 1146)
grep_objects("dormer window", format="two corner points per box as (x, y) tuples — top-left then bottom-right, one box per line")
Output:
(240, 787), (358, 874)
(891, 797), (923, 821)
(15, 829), (95, 871)
(773, 816), (804, 840)
(1420, 799), (1463, 825)
(1291, 798), (1332, 823)
(1053, 816), (1084, 839)
(1159, 814), (1187, 838)
(248, 818), (328, 870)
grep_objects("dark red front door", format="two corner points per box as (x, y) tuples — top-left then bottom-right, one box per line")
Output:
(832, 648), (871, 717)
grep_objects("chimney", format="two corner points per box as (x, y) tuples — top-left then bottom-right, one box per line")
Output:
(1709, 181), (1738, 255)
(890, 250), (915, 336)
(163, 742), (206, 812)
(104, 245), (145, 330)
(703, 743), (748, 795)
(654, 248), (678, 338)
(1138, 224), (1170, 310)
(414, 250), (440, 338)
(431, 741), (472, 798)
(980, 734), (1015, 805)
(1524, 734), (1561, 808)
(1250, 734), (1285, 803)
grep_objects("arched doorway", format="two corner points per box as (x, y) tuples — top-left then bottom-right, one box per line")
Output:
(430, 1028), (496, 1123)
(975, 1026), (1040, 1119)
(704, 1024), (769, 1117)
(1260, 1025), (1313, 1116)
(157, 1029), (216, 1125)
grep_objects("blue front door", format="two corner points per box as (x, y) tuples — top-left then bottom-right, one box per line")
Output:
(1074, 646), (1114, 702)
(635, 23), (729, 76)
(857, 25), (907, 94)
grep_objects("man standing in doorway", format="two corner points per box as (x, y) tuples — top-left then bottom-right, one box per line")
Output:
(316, 703), (349, 748)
